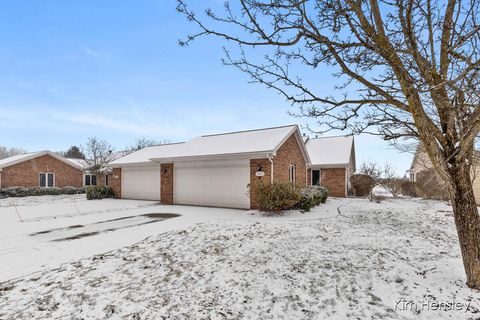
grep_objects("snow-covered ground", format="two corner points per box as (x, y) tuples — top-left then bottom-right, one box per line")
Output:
(0, 195), (478, 319)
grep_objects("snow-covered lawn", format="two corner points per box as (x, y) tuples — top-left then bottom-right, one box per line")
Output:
(0, 196), (479, 319)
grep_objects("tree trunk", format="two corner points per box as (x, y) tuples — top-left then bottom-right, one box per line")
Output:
(449, 163), (480, 289)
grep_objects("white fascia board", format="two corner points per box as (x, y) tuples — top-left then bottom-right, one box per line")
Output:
(149, 151), (272, 163)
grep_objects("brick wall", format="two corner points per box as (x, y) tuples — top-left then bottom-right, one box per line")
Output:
(160, 163), (173, 205)
(110, 168), (122, 198)
(272, 134), (307, 186)
(321, 168), (346, 197)
(249, 133), (308, 209)
(0, 155), (83, 188)
(249, 159), (272, 209)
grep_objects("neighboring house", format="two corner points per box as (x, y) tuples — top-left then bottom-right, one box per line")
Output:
(304, 136), (356, 197)
(407, 145), (435, 183)
(109, 125), (311, 209)
(0, 151), (84, 188)
(407, 145), (480, 203)
(109, 125), (357, 209)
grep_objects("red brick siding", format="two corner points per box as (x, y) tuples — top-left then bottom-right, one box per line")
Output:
(110, 168), (122, 198)
(0, 155), (83, 188)
(321, 168), (346, 197)
(272, 134), (307, 186)
(249, 159), (272, 209)
(249, 133), (308, 209)
(161, 163), (173, 205)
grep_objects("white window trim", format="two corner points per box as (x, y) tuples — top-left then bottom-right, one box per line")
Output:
(289, 164), (296, 184)
(39, 172), (55, 188)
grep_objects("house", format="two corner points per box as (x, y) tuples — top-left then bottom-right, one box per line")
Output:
(0, 151), (84, 188)
(304, 135), (356, 197)
(110, 125), (357, 209)
(407, 145), (480, 203)
(407, 145), (435, 183)
(109, 125), (311, 209)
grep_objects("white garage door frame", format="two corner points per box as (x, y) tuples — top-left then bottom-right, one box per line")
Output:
(121, 164), (161, 201)
(174, 159), (250, 209)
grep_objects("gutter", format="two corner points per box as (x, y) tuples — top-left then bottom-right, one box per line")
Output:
(267, 153), (274, 184)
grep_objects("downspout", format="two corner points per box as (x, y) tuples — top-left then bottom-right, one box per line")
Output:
(345, 164), (348, 197)
(267, 153), (274, 184)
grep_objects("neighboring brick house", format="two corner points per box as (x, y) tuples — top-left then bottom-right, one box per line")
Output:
(0, 151), (84, 188)
(110, 125), (311, 209)
(304, 136), (356, 197)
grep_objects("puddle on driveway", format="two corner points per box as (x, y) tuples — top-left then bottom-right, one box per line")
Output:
(30, 213), (181, 241)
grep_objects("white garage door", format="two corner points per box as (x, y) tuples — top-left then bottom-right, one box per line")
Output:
(122, 165), (160, 201)
(174, 159), (250, 209)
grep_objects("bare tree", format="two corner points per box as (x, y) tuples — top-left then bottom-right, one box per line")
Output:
(0, 146), (27, 160)
(178, 0), (480, 288)
(124, 137), (170, 155)
(382, 163), (403, 197)
(82, 138), (115, 175)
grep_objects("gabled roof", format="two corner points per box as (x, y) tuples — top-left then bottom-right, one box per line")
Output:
(66, 158), (88, 169)
(0, 151), (84, 171)
(110, 125), (310, 165)
(305, 135), (355, 169)
(109, 143), (187, 167)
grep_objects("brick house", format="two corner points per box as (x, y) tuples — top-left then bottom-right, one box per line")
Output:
(110, 125), (311, 209)
(0, 151), (84, 188)
(304, 136), (356, 197)
(110, 125), (357, 209)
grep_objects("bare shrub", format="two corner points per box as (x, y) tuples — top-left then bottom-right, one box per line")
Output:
(416, 170), (450, 201)
(350, 174), (374, 197)
(400, 181), (417, 197)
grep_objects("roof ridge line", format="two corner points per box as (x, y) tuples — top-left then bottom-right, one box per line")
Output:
(201, 124), (298, 138)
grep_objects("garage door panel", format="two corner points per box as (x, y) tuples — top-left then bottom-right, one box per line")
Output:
(122, 166), (160, 201)
(174, 161), (250, 209)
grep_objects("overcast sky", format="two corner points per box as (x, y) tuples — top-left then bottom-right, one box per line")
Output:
(0, 0), (413, 175)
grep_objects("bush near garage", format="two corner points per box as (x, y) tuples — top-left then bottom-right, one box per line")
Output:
(86, 185), (114, 200)
(350, 174), (375, 197)
(251, 182), (328, 213)
(0, 186), (85, 198)
(251, 182), (301, 212)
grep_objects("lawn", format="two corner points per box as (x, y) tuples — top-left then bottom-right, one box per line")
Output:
(0, 196), (478, 319)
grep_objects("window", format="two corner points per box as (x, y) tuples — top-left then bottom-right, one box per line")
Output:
(84, 174), (97, 186)
(288, 164), (296, 184)
(105, 175), (109, 186)
(312, 170), (320, 186)
(39, 173), (54, 188)
(409, 172), (416, 182)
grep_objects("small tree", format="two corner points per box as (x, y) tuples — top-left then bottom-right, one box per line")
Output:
(63, 146), (85, 159)
(381, 164), (403, 197)
(82, 137), (115, 175)
(124, 137), (169, 155)
(0, 146), (27, 160)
